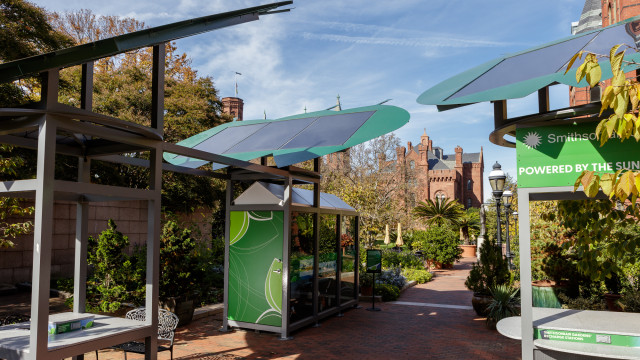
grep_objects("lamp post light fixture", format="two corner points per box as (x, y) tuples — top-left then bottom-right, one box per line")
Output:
(502, 190), (514, 270)
(488, 161), (506, 248)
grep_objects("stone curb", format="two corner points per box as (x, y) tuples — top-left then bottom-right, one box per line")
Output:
(193, 303), (224, 320)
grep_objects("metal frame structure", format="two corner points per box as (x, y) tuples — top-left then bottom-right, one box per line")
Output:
(0, 3), (293, 359)
(221, 159), (360, 340)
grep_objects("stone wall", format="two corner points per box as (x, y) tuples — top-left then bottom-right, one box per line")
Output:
(0, 201), (213, 285)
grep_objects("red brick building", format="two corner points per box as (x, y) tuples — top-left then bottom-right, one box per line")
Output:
(394, 130), (484, 210)
(570, 0), (640, 106)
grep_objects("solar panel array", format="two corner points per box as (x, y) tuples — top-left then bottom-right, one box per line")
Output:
(192, 111), (374, 155)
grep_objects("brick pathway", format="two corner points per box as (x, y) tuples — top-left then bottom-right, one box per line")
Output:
(1, 257), (522, 359)
(90, 257), (522, 360)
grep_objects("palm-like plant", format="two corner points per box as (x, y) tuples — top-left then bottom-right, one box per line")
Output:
(459, 208), (481, 245)
(412, 197), (464, 228)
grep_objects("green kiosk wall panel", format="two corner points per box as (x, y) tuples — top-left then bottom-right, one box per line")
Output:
(228, 211), (283, 327)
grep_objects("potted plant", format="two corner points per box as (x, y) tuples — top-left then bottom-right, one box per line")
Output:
(465, 237), (511, 316)
(604, 271), (623, 311)
(486, 284), (520, 329)
(360, 273), (374, 296)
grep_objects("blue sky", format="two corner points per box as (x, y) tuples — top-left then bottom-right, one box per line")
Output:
(34, 0), (586, 200)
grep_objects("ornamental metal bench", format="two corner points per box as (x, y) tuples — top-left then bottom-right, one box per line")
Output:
(96, 308), (179, 360)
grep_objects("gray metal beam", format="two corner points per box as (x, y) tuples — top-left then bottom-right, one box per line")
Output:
(30, 114), (57, 359)
(281, 177), (292, 340)
(0, 2), (293, 83)
(73, 158), (90, 314)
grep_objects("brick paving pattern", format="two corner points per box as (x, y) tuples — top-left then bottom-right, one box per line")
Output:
(0, 257), (522, 359)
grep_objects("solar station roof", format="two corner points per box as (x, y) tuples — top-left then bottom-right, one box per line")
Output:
(417, 15), (640, 110)
(164, 104), (409, 169)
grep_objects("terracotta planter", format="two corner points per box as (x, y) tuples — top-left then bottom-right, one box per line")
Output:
(459, 245), (477, 258)
(604, 293), (622, 312)
(531, 280), (566, 309)
(429, 261), (453, 269)
(471, 293), (493, 316)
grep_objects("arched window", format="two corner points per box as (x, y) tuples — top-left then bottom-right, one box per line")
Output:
(435, 192), (446, 201)
(409, 160), (415, 169)
(467, 198), (472, 208)
(467, 179), (472, 191)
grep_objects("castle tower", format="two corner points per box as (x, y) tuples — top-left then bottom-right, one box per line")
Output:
(222, 97), (244, 121)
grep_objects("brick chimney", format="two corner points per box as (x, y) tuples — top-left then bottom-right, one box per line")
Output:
(455, 145), (463, 166)
(407, 141), (413, 151)
(222, 97), (244, 121)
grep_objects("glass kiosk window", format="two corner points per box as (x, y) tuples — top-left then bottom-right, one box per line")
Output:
(318, 215), (338, 313)
(340, 215), (357, 303)
(290, 212), (315, 323)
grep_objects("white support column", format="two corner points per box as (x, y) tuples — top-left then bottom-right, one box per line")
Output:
(280, 177), (292, 340)
(29, 114), (57, 359)
(518, 188), (533, 360)
(221, 179), (232, 332)
(145, 146), (161, 359)
(73, 158), (90, 313)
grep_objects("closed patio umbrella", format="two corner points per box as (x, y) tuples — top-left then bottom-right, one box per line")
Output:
(384, 224), (390, 245)
(396, 223), (403, 247)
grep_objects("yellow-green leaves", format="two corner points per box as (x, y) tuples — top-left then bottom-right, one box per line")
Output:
(575, 170), (600, 197)
(575, 53), (602, 87)
(564, 50), (584, 75)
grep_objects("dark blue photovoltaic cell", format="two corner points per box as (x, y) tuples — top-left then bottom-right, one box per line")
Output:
(193, 123), (267, 154)
(450, 34), (597, 100)
(582, 22), (639, 60)
(280, 111), (374, 149)
(224, 117), (318, 154)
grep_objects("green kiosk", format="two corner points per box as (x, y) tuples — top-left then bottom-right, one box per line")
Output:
(224, 181), (359, 339)
(164, 104), (410, 339)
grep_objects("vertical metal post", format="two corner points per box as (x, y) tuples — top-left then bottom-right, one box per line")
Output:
(336, 214), (342, 308)
(80, 62), (94, 111)
(312, 158), (320, 323)
(495, 198), (503, 248)
(504, 204), (513, 269)
(73, 61), (93, 319)
(281, 177), (292, 340)
(538, 86), (550, 114)
(30, 114), (57, 359)
(145, 146), (161, 359)
(518, 189), (533, 360)
(221, 178), (232, 332)
(151, 44), (165, 131)
(354, 216), (360, 305)
(73, 159), (90, 313)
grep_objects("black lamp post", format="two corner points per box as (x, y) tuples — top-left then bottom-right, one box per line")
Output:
(502, 189), (514, 269)
(488, 161), (506, 248)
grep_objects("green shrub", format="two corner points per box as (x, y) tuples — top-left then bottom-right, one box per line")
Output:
(558, 293), (606, 310)
(86, 220), (145, 313)
(620, 290), (640, 312)
(374, 283), (401, 301)
(465, 237), (511, 296)
(402, 269), (433, 284)
(417, 226), (462, 266)
(160, 220), (200, 301)
(486, 284), (520, 329)
(381, 249), (424, 270)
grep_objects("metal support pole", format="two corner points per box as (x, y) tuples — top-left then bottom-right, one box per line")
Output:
(495, 198), (503, 249)
(280, 177), (292, 340)
(504, 204), (513, 270)
(30, 114), (56, 359)
(518, 189), (533, 360)
(221, 178), (232, 332)
(145, 145), (161, 360)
